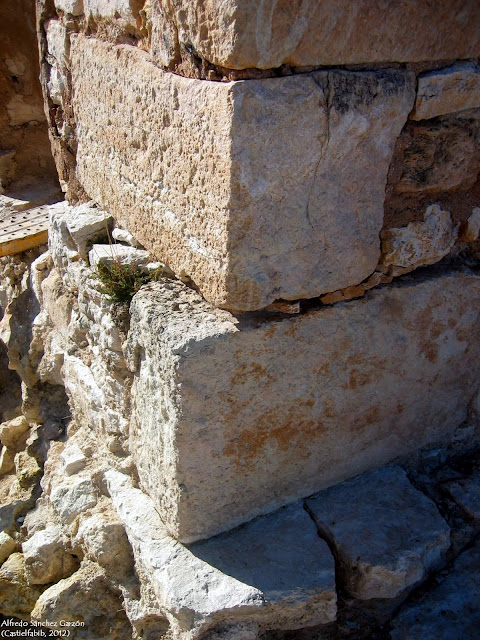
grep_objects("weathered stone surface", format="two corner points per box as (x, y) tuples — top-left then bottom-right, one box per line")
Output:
(149, 0), (480, 70)
(461, 208), (480, 242)
(191, 504), (336, 630)
(305, 466), (450, 600)
(0, 415), (29, 449)
(320, 271), (392, 305)
(73, 509), (131, 568)
(54, 0), (84, 16)
(84, 0), (142, 26)
(71, 35), (414, 310)
(111, 226), (142, 248)
(390, 540), (480, 640)
(0, 553), (45, 619)
(88, 243), (150, 268)
(61, 201), (112, 255)
(412, 62), (480, 121)
(126, 271), (480, 542)
(392, 118), (480, 196)
(50, 475), (97, 524)
(31, 561), (131, 639)
(444, 473), (480, 521)
(0, 446), (15, 475)
(106, 469), (336, 638)
(23, 525), (78, 584)
(380, 205), (458, 276)
(60, 443), (86, 476)
(45, 18), (69, 106)
(0, 531), (17, 564)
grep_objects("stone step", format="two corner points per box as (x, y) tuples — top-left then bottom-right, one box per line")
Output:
(105, 469), (336, 639)
(105, 462), (456, 639)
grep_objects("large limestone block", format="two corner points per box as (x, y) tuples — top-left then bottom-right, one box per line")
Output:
(305, 466), (450, 600)
(150, 0), (480, 70)
(126, 271), (480, 542)
(412, 62), (480, 121)
(70, 36), (413, 311)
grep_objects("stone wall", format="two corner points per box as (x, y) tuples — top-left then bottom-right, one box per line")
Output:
(0, 1), (479, 637)
(36, 0), (480, 309)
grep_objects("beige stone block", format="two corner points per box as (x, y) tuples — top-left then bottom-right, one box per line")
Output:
(150, 0), (480, 70)
(126, 271), (480, 542)
(71, 35), (414, 310)
(412, 62), (480, 121)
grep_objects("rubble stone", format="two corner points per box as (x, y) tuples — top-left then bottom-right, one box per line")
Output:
(62, 201), (112, 255)
(73, 509), (131, 568)
(111, 226), (142, 248)
(30, 561), (132, 639)
(50, 475), (97, 524)
(412, 62), (480, 121)
(0, 553), (45, 619)
(23, 525), (78, 584)
(380, 205), (458, 276)
(444, 473), (480, 521)
(53, 0), (84, 16)
(88, 244), (150, 268)
(0, 447), (15, 475)
(60, 443), (86, 476)
(0, 531), (17, 564)
(460, 208), (480, 242)
(390, 539), (480, 640)
(392, 118), (479, 196)
(305, 466), (450, 600)
(0, 415), (30, 449)
(126, 271), (480, 542)
(71, 35), (414, 310)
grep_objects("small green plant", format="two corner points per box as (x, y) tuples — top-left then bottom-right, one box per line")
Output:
(95, 260), (164, 304)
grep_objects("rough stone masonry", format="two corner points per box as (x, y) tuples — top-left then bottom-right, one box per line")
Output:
(0, 0), (480, 638)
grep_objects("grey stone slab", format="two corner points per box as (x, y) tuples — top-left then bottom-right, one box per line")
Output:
(191, 503), (337, 630)
(306, 466), (450, 600)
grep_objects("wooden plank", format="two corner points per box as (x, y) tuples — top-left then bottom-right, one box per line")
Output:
(0, 205), (50, 257)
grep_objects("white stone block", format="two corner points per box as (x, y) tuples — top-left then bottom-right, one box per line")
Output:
(125, 271), (480, 542)
(106, 470), (336, 637)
